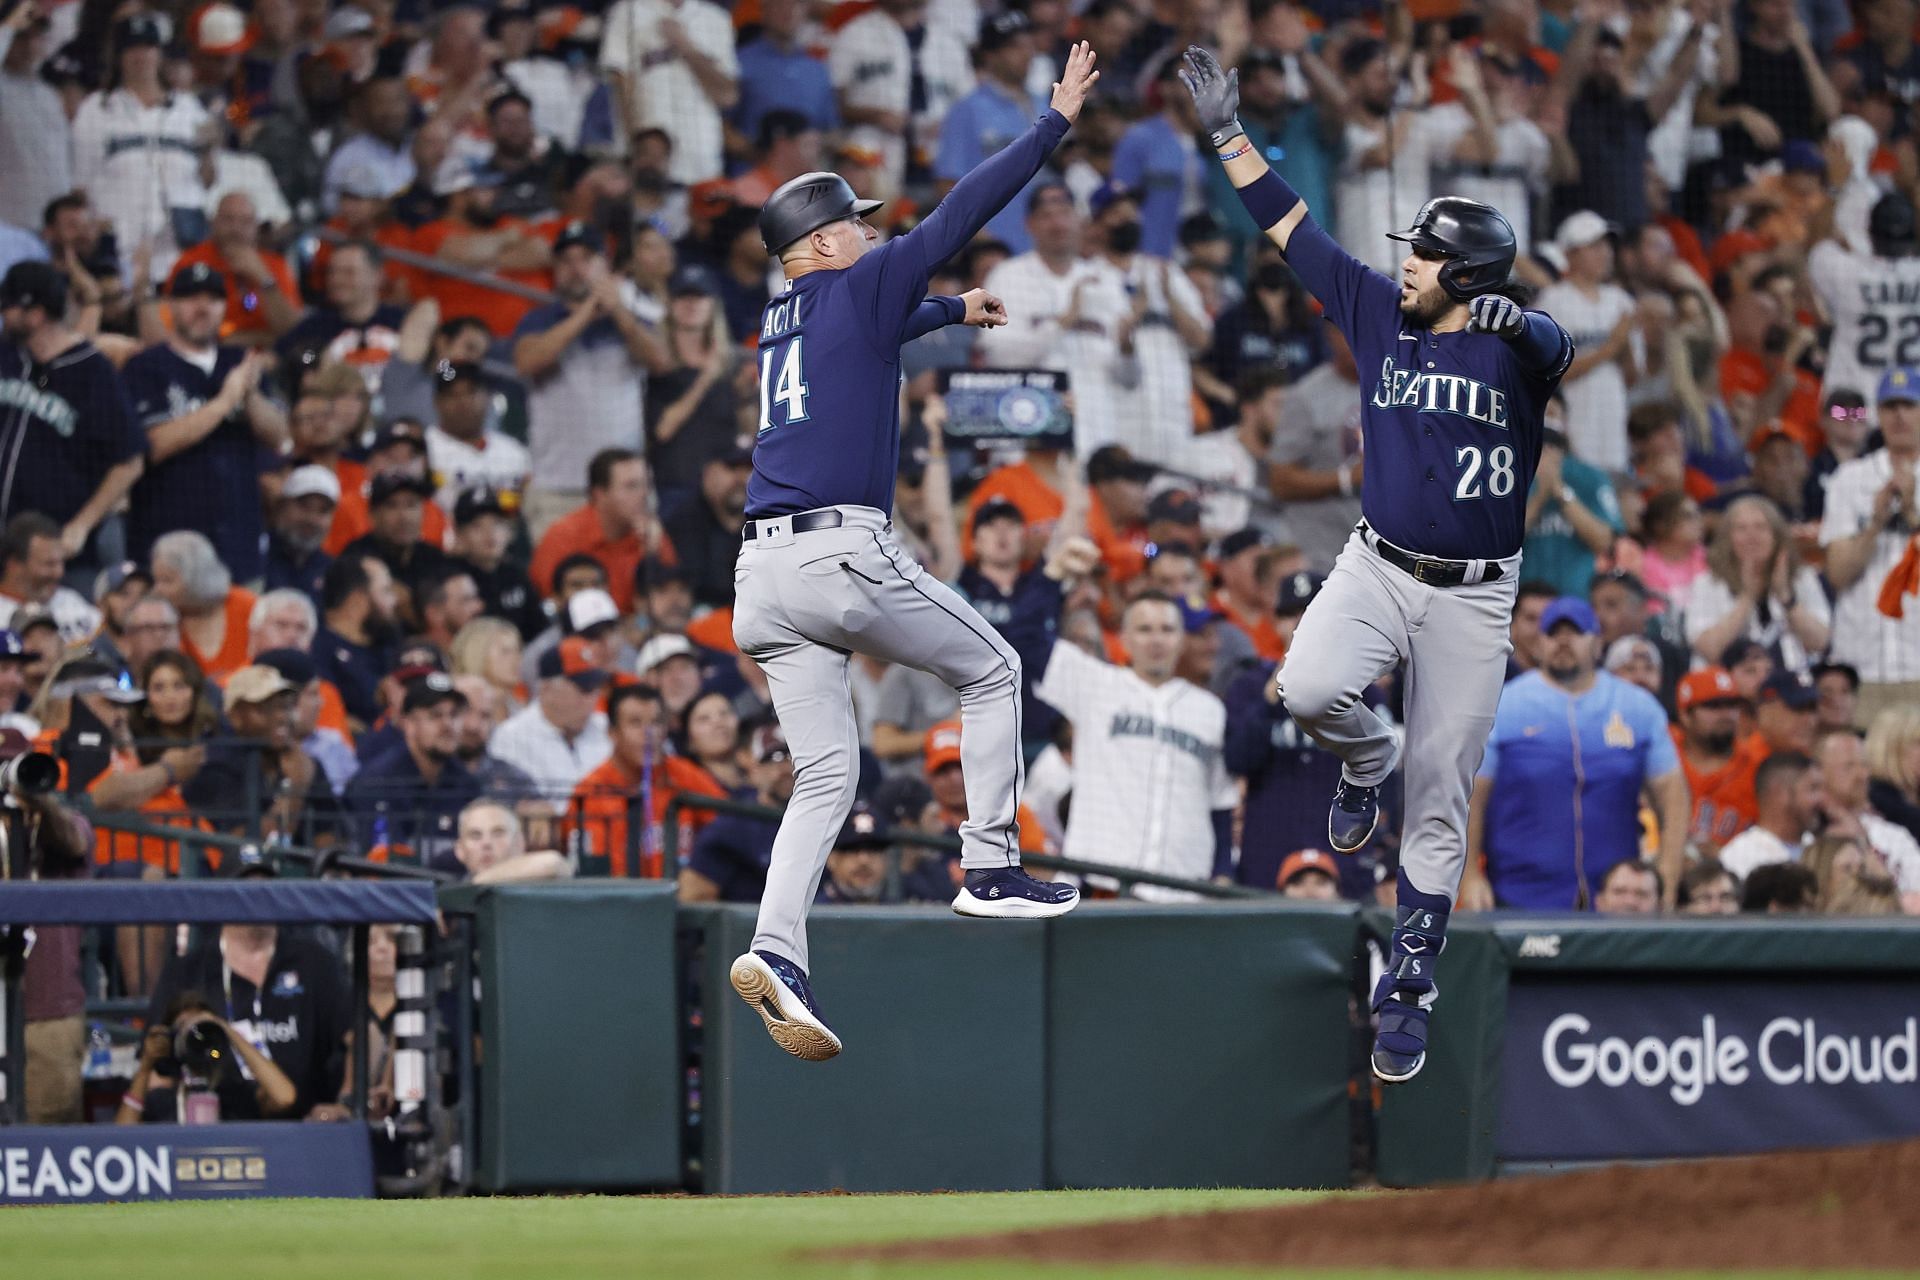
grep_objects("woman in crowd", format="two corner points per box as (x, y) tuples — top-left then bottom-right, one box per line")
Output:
(151, 531), (256, 682)
(678, 688), (747, 798)
(1637, 491), (1708, 617)
(1800, 835), (1901, 916)
(1684, 495), (1829, 674)
(644, 275), (741, 499)
(1866, 706), (1920, 844)
(622, 223), (676, 324)
(451, 617), (527, 717)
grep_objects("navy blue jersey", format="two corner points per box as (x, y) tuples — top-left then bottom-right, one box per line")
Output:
(956, 563), (1064, 742)
(1280, 218), (1573, 560)
(122, 344), (269, 579)
(746, 109), (1072, 518)
(0, 338), (142, 531)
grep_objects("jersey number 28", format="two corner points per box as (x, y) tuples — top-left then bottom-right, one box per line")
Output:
(758, 336), (810, 433)
(1454, 445), (1516, 500)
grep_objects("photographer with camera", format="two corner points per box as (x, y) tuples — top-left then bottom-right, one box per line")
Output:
(0, 726), (95, 1124)
(114, 990), (298, 1124)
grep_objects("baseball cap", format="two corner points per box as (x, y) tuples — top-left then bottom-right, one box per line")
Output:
(93, 560), (152, 601)
(670, 265), (718, 298)
(113, 14), (167, 47)
(1812, 660), (1861, 691)
(322, 6), (375, 41)
(1087, 444), (1153, 486)
(254, 647), (317, 687)
(368, 470), (433, 506)
(1719, 637), (1771, 670)
(1146, 489), (1202, 526)
(433, 359), (487, 392)
(873, 774), (933, 827)
(1602, 635), (1661, 677)
(11, 606), (57, 638)
(189, 3), (252, 56)
(1539, 597), (1600, 636)
(750, 723), (790, 765)
(453, 486), (508, 526)
(634, 633), (696, 675)
(0, 261), (67, 312)
(971, 498), (1024, 534)
(538, 635), (611, 690)
(401, 671), (465, 713)
(552, 219), (606, 256)
(0, 630), (24, 662)
(432, 159), (483, 198)
(168, 262), (228, 299)
(226, 664), (296, 706)
(51, 660), (144, 704)
(716, 437), (755, 469)
(1179, 598), (1224, 634)
(369, 420), (429, 457)
(924, 720), (963, 775)
(637, 557), (691, 594)
(1876, 365), (1920, 406)
(1758, 669), (1818, 711)
(1275, 570), (1324, 615)
(1748, 420), (1799, 452)
(393, 641), (447, 676)
(334, 164), (392, 201)
(977, 8), (1031, 50)
(1218, 528), (1270, 561)
(1277, 848), (1339, 890)
(835, 799), (889, 851)
(1088, 180), (1138, 219)
(282, 464), (342, 505)
(565, 588), (620, 635)
(1554, 210), (1615, 253)
(1677, 666), (1745, 711)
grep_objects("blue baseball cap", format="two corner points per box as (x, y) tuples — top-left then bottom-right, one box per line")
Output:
(0, 629), (23, 661)
(1878, 365), (1920, 406)
(1539, 597), (1600, 635)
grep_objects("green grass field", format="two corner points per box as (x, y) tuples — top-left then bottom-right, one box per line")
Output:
(0, 1189), (1861, 1280)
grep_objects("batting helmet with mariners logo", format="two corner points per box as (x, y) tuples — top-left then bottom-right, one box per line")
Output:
(758, 171), (886, 256)
(1386, 197), (1518, 301)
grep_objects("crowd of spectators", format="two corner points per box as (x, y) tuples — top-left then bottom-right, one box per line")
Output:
(3, 0), (1920, 1126)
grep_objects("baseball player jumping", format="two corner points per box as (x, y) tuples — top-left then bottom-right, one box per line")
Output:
(1183, 48), (1574, 1083)
(727, 43), (1102, 1062)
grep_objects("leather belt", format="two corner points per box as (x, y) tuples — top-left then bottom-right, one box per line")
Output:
(1359, 522), (1505, 588)
(742, 509), (844, 540)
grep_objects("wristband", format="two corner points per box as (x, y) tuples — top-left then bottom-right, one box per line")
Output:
(1207, 121), (1247, 149)
(121, 1092), (144, 1113)
(1217, 139), (1255, 163)
(1235, 170), (1301, 232)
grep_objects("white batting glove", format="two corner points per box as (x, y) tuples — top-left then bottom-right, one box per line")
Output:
(1467, 294), (1524, 340)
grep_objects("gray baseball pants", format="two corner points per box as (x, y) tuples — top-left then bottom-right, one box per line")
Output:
(731, 505), (1024, 971)
(1276, 527), (1518, 902)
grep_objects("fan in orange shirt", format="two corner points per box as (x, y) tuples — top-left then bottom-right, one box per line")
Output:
(324, 420), (451, 556)
(1720, 288), (1822, 456)
(150, 531), (256, 681)
(407, 167), (552, 338)
(568, 683), (726, 877)
(1670, 667), (1767, 851)
(923, 720), (1052, 856)
(961, 449), (1069, 563)
(167, 192), (300, 343)
(1084, 444), (1155, 582)
(1211, 528), (1286, 662)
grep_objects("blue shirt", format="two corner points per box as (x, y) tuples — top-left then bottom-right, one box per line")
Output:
(1478, 670), (1679, 909)
(122, 344), (268, 580)
(687, 812), (779, 902)
(1521, 453), (1623, 597)
(312, 624), (394, 728)
(1279, 216), (1573, 560)
(935, 80), (1048, 253)
(344, 743), (480, 860)
(1112, 114), (1206, 259)
(956, 564), (1064, 743)
(747, 109), (1071, 518)
(0, 224), (49, 279)
(733, 37), (841, 141)
(0, 338), (142, 533)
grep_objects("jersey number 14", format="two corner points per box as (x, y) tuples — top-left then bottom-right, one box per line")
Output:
(758, 336), (810, 433)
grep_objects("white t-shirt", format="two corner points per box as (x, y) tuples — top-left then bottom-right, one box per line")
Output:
(976, 252), (1135, 456)
(70, 89), (211, 280)
(426, 425), (532, 511)
(1106, 254), (1209, 467)
(1180, 429), (1262, 541)
(1425, 104), (1552, 254)
(1336, 107), (1460, 275)
(1681, 564), (1831, 674)
(1818, 448), (1920, 682)
(1535, 280), (1637, 472)
(1808, 238), (1920, 409)
(599, 0), (739, 184)
(1716, 824), (1804, 880)
(488, 700), (612, 807)
(828, 10), (971, 196)
(1032, 639), (1235, 900)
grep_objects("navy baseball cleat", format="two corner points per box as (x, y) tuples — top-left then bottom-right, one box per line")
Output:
(1372, 994), (1430, 1083)
(952, 867), (1080, 919)
(1328, 778), (1382, 853)
(730, 950), (842, 1061)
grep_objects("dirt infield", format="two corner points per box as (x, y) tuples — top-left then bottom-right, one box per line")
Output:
(859, 1139), (1920, 1271)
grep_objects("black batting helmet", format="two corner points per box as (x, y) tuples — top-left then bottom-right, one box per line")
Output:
(758, 171), (885, 256)
(1870, 190), (1917, 258)
(1386, 197), (1517, 301)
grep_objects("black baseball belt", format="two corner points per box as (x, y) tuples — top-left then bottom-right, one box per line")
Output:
(742, 509), (845, 540)
(1358, 521), (1507, 587)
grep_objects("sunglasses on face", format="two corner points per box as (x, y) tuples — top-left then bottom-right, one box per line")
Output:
(1828, 406), (1869, 421)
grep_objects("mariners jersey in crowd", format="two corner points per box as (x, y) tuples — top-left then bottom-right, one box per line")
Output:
(1280, 217), (1573, 561)
(1809, 238), (1920, 408)
(746, 109), (1071, 519)
(0, 339), (142, 533)
(122, 344), (270, 580)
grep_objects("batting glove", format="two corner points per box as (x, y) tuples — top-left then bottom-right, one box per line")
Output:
(1467, 294), (1525, 340)
(1180, 46), (1245, 148)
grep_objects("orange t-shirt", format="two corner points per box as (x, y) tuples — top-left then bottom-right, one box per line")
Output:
(529, 504), (677, 613)
(406, 218), (549, 337)
(325, 483), (450, 557)
(685, 608), (737, 655)
(306, 219), (416, 300)
(568, 754), (727, 877)
(961, 459), (1066, 562)
(1719, 349), (1822, 456)
(1213, 590), (1286, 662)
(181, 588), (258, 681)
(167, 243), (298, 339)
(82, 747), (216, 874)
(1087, 492), (1148, 583)
(1672, 727), (1769, 850)
(937, 802), (1053, 855)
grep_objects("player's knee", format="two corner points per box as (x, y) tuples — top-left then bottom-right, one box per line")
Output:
(1280, 670), (1356, 724)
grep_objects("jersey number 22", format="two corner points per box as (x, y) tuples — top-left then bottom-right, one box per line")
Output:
(1454, 444), (1515, 500)
(758, 337), (810, 433)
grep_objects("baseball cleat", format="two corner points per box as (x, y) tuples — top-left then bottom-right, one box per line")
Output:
(1372, 996), (1429, 1084)
(730, 950), (842, 1061)
(1328, 778), (1382, 853)
(952, 866), (1080, 919)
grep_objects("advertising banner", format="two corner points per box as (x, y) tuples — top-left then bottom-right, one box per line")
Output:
(0, 1122), (373, 1204)
(1499, 976), (1920, 1161)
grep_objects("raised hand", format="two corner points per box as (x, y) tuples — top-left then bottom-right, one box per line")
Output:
(1179, 46), (1244, 147)
(960, 288), (1008, 328)
(1466, 293), (1524, 339)
(1049, 40), (1100, 125)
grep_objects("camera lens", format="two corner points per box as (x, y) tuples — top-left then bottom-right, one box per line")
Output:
(176, 1021), (232, 1078)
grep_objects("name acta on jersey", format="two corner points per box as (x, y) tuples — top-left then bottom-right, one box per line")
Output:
(1368, 356), (1510, 430)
